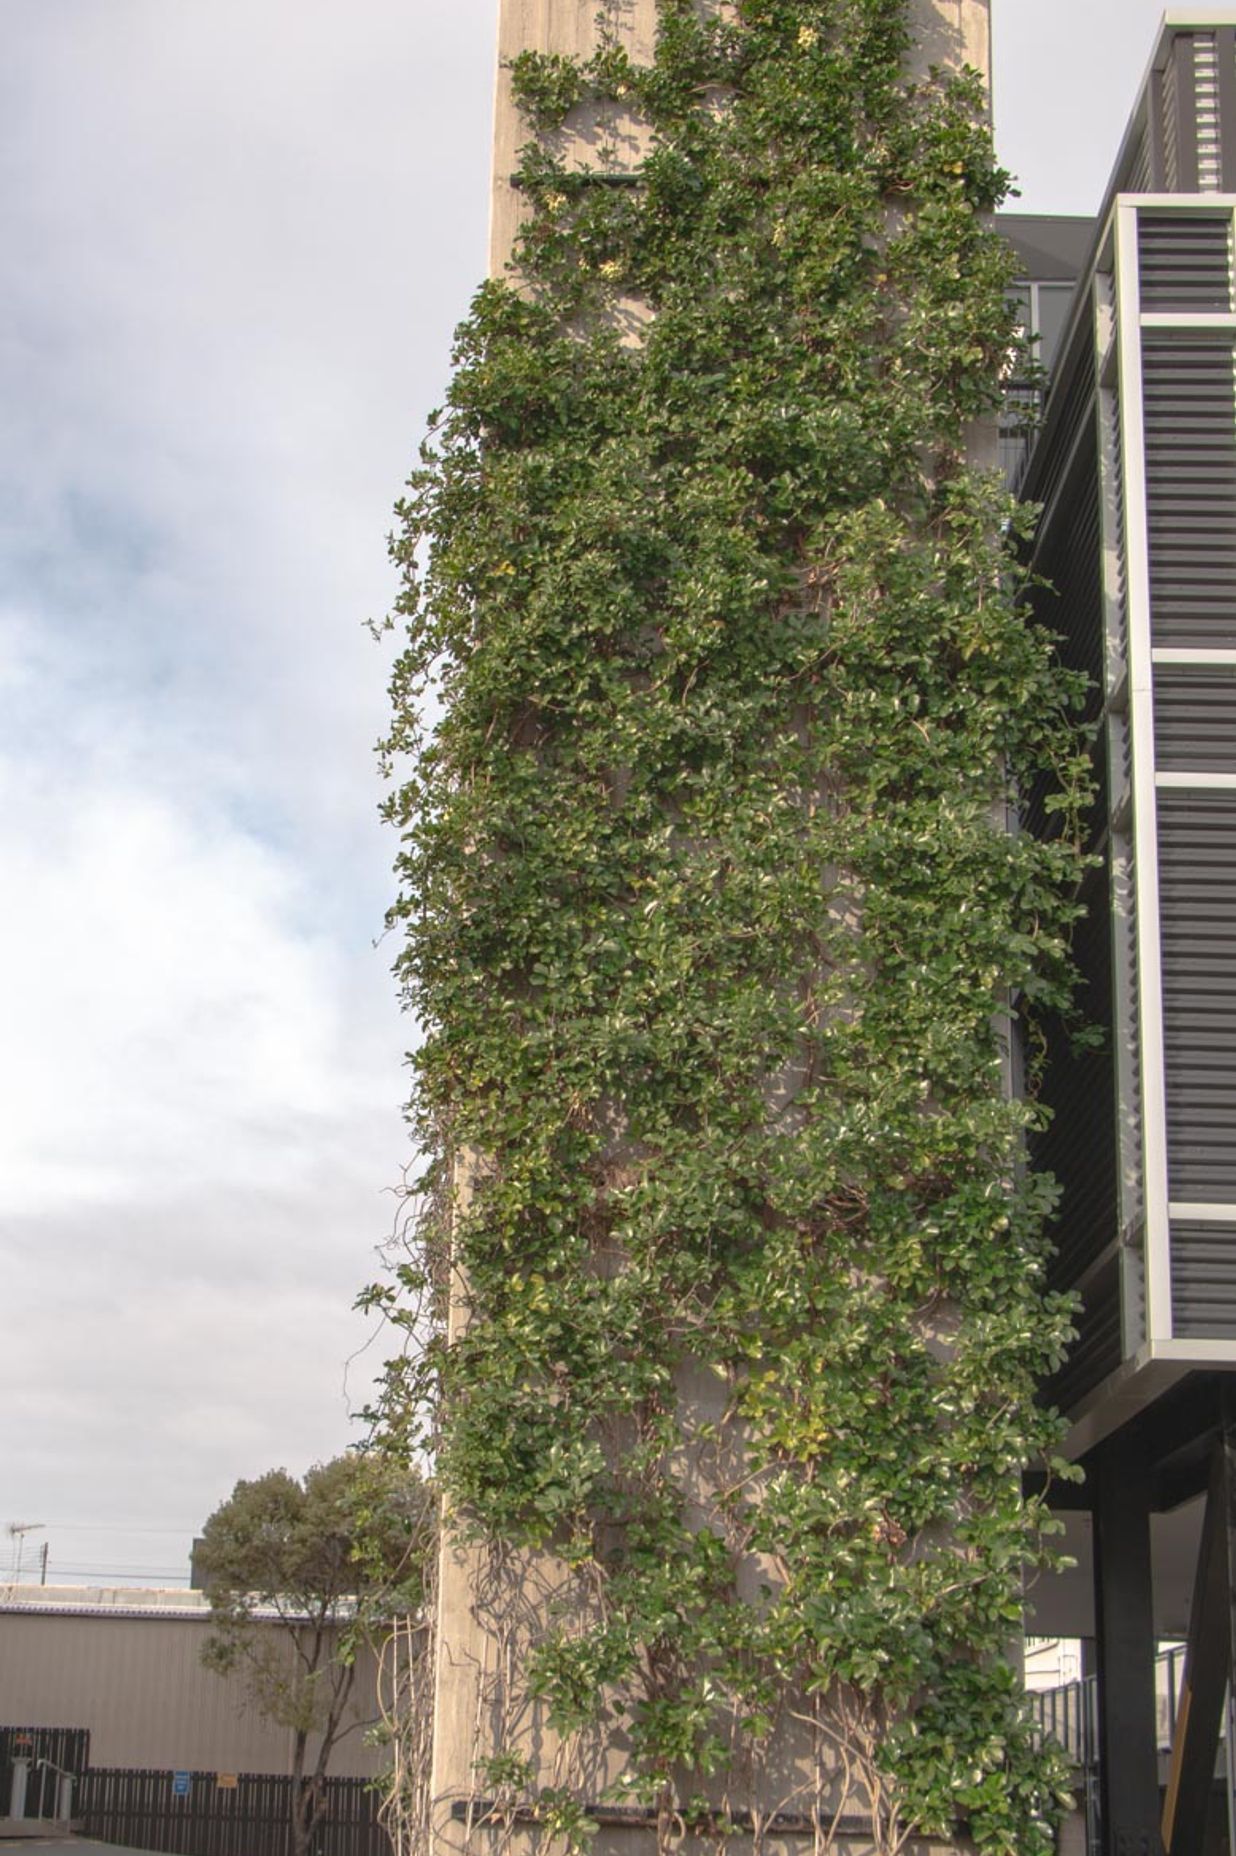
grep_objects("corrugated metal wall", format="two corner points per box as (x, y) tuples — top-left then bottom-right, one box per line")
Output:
(1026, 362), (1123, 1411)
(0, 1610), (383, 1778)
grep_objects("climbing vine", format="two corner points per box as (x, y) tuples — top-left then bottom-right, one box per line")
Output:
(377, 0), (1088, 1849)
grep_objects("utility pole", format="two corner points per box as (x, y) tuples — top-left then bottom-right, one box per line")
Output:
(6, 1521), (45, 1585)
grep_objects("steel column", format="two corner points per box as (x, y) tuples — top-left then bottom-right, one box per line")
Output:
(1093, 1431), (1164, 1856)
(1162, 1397), (1236, 1855)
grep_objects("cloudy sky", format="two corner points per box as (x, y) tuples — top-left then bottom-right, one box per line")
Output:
(0, 0), (1184, 1587)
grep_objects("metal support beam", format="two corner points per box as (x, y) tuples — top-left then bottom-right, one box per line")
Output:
(1149, 76), (1169, 191)
(1093, 1431), (1164, 1856)
(1176, 35), (1199, 193)
(1161, 1397), (1236, 1855)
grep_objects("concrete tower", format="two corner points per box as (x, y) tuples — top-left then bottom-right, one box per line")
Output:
(428, 5), (994, 1854)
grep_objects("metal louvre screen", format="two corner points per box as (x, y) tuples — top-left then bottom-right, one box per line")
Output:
(1127, 117), (1154, 195)
(1142, 334), (1236, 646)
(1137, 214), (1233, 311)
(1157, 791), (1236, 1203)
(1192, 35), (1223, 190)
(1162, 54), (1182, 193)
(1172, 1222), (1236, 1337)
(1155, 664), (1236, 771)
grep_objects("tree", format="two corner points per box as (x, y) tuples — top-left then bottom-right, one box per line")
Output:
(196, 1453), (430, 1856)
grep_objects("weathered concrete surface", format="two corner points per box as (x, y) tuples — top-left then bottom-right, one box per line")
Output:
(488, 0), (658, 275)
(907, 0), (990, 86)
(430, 5), (994, 1852)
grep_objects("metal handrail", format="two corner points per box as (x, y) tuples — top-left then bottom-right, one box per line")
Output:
(1029, 1649), (1193, 1856)
(1029, 1644), (1194, 1766)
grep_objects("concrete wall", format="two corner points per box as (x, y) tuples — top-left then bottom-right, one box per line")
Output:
(488, 0), (658, 275)
(0, 1599), (382, 1778)
(488, 0), (991, 271)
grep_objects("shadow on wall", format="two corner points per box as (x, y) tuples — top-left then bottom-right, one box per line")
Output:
(908, 0), (989, 86)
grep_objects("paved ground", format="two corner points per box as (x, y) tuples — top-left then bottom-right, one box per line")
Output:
(0, 1842), (165, 1854)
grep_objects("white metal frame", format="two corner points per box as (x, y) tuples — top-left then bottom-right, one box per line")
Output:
(1115, 195), (1177, 1346)
(1154, 648), (1236, 665)
(1157, 772), (1236, 788)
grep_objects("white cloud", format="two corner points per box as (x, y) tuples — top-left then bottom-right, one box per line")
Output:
(0, 0), (490, 1573)
(1, 767), (349, 1213)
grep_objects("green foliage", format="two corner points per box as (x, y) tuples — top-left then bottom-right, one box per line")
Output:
(198, 1456), (432, 1856)
(379, 0), (1088, 1847)
(197, 1454), (430, 1629)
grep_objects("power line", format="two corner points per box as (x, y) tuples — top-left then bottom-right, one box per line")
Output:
(35, 1523), (194, 1535)
(30, 1564), (191, 1576)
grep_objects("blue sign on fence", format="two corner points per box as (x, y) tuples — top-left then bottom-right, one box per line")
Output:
(172, 1771), (191, 1798)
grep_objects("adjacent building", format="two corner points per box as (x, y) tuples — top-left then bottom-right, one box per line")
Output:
(0, 1584), (383, 1779)
(0, 1585), (389, 1855)
(1007, 15), (1236, 1854)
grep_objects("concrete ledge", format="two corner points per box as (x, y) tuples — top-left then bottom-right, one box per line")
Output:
(0, 1820), (75, 1838)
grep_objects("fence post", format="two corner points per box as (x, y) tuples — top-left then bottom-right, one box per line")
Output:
(9, 1757), (29, 1820)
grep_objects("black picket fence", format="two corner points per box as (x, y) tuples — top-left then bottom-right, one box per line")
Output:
(0, 1724), (91, 1819)
(80, 1766), (390, 1856)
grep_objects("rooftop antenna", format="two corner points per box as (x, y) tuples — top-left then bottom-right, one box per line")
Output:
(7, 1522), (45, 1585)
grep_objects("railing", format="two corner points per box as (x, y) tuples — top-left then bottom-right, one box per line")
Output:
(1029, 1643), (1193, 1764)
(1029, 1646), (1230, 1856)
(1030, 1669), (1100, 1769)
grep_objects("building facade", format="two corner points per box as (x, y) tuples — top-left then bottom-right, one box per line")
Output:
(0, 1586), (383, 1777)
(1010, 17), (1236, 1855)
